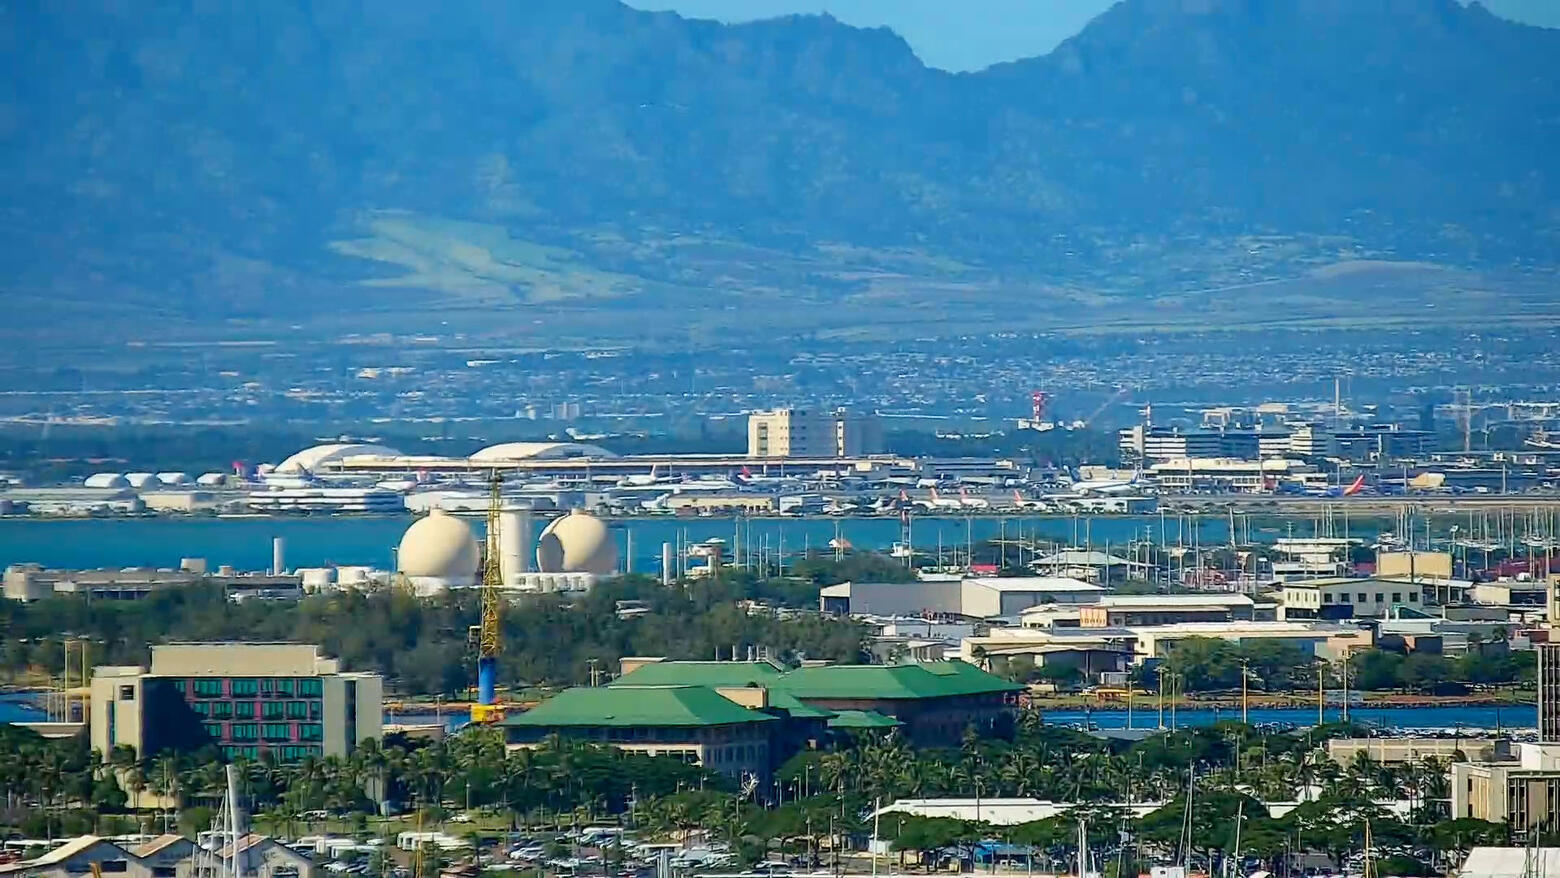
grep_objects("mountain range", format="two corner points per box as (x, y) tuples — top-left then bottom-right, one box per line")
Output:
(2, 0), (1557, 339)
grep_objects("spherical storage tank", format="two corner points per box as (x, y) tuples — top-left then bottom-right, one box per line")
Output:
(536, 509), (618, 576)
(396, 508), (480, 583)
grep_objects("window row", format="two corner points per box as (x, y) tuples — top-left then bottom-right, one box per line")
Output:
(189, 700), (318, 720)
(177, 677), (325, 698)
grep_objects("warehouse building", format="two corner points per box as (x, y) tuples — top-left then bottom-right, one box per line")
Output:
(820, 577), (1105, 619)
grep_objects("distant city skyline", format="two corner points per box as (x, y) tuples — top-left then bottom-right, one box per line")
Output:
(626, 0), (1560, 71)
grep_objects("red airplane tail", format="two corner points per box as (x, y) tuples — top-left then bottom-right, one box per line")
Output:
(1343, 475), (1366, 496)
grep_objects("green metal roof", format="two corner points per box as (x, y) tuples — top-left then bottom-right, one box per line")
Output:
(763, 689), (835, 719)
(501, 685), (776, 728)
(777, 661), (1023, 700)
(612, 660), (786, 687)
(610, 661), (833, 719)
(826, 709), (903, 730)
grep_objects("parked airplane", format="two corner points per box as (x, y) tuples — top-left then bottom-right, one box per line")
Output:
(917, 487), (966, 510)
(618, 465), (677, 487)
(1007, 490), (1053, 511)
(1310, 475), (1368, 497)
(1065, 468), (1147, 495)
(957, 487), (991, 509)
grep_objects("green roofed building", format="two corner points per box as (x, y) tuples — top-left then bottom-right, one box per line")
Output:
(826, 709), (902, 731)
(503, 660), (1021, 782)
(776, 661), (1021, 745)
(500, 685), (776, 781)
(615, 658), (1020, 747)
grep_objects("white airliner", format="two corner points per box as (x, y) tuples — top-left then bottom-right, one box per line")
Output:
(618, 464), (678, 487)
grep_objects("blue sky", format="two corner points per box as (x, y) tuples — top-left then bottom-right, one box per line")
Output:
(626, 0), (1560, 71)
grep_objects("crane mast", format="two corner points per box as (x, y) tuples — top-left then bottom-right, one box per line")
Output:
(471, 471), (505, 723)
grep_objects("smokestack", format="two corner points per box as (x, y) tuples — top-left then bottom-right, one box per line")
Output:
(625, 529), (633, 575)
(271, 537), (286, 575)
(661, 542), (673, 586)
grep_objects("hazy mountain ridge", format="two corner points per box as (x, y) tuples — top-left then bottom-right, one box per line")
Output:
(1, 0), (1556, 331)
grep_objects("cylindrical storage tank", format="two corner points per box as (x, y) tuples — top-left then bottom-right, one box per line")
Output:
(272, 537), (286, 575)
(661, 542), (673, 586)
(498, 510), (527, 586)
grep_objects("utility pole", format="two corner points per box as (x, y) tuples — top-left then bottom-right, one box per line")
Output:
(1240, 658), (1250, 725)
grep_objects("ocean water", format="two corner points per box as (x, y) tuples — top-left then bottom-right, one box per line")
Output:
(0, 513), (1374, 572)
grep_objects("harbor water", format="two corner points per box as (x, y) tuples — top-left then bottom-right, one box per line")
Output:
(0, 513), (1389, 572)
(1, 693), (1535, 734)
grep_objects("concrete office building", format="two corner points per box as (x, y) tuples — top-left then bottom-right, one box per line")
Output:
(747, 408), (881, 458)
(1543, 581), (1560, 744)
(1452, 743), (1560, 834)
(90, 643), (382, 762)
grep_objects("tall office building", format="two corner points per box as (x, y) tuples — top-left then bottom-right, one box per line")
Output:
(1541, 643), (1560, 743)
(1543, 581), (1560, 743)
(91, 643), (382, 762)
(747, 408), (881, 458)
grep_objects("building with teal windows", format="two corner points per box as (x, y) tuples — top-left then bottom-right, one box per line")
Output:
(90, 643), (381, 762)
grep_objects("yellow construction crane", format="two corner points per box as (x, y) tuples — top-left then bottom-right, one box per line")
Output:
(470, 471), (505, 723)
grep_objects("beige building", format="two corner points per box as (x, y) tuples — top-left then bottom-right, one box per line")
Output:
(1452, 743), (1560, 834)
(746, 408), (881, 458)
(1377, 551), (1453, 579)
(1279, 576), (1472, 619)
(90, 643), (382, 762)
(1328, 736), (1498, 765)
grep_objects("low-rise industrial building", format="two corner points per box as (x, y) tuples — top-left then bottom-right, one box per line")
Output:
(1279, 576), (1471, 619)
(1076, 594), (1270, 627)
(1328, 736), (1500, 765)
(964, 620), (1373, 668)
(90, 643), (382, 762)
(4, 564), (303, 602)
(820, 577), (1105, 619)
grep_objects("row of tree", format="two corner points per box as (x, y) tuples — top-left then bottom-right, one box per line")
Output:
(0, 717), (1508, 873)
(0, 572), (870, 694)
(1154, 636), (1529, 694)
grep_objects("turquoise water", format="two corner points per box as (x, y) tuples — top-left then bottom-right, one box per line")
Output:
(2, 695), (1533, 733)
(1043, 703), (1535, 731)
(0, 513), (1369, 572)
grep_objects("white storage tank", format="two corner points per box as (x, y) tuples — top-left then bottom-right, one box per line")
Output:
(84, 473), (128, 489)
(498, 509), (531, 586)
(125, 472), (160, 489)
(156, 472), (190, 486)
